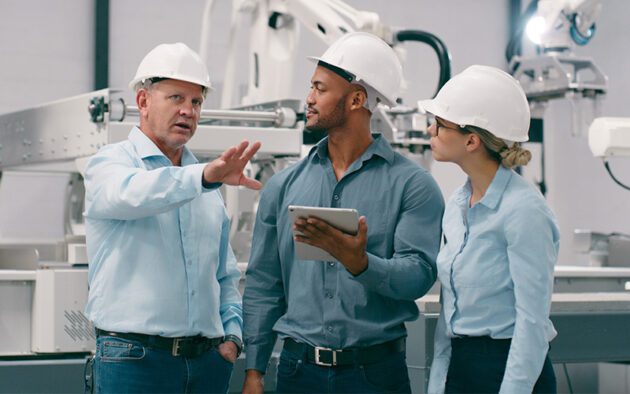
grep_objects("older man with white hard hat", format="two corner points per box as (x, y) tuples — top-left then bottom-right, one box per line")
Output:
(84, 42), (261, 393)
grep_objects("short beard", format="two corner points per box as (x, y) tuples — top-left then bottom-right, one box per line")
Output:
(306, 93), (348, 133)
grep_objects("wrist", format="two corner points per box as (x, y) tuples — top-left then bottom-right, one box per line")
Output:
(348, 253), (368, 276)
(223, 334), (243, 357)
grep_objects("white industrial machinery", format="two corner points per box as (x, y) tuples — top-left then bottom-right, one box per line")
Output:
(589, 117), (630, 158)
(508, 0), (607, 131)
(588, 117), (630, 191)
(505, 0), (607, 196)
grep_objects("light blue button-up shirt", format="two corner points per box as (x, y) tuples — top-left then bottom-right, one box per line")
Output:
(84, 127), (242, 339)
(428, 165), (559, 394)
(243, 134), (445, 372)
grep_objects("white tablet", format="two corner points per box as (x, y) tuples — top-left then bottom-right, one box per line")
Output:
(288, 205), (359, 262)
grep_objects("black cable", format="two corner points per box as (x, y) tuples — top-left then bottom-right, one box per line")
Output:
(396, 30), (452, 98)
(604, 161), (630, 191)
(562, 364), (574, 394)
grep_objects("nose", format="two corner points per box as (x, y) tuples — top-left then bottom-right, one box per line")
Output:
(427, 122), (437, 137)
(306, 89), (315, 105)
(179, 101), (194, 118)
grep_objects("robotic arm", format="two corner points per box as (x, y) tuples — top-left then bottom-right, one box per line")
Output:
(211, 0), (451, 109)
(524, 0), (602, 50)
(508, 0), (607, 108)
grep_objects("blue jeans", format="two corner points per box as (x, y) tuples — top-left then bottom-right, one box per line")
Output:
(91, 335), (233, 393)
(275, 347), (411, 393)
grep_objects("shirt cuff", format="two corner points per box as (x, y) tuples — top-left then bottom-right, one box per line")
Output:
(428, 356), (450, 394)
(244, 344), (273, 374)
(189, 163), (222, 191)
(347, 253), (387, 290)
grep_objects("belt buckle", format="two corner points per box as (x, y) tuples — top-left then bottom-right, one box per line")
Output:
(314, 346), (339, 367)
(172, 338), (183, 356)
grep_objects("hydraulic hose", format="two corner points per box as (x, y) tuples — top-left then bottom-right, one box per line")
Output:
(396, 29), (452, 98)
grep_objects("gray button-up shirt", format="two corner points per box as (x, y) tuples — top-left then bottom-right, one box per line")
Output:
(243, 134), (444, 372)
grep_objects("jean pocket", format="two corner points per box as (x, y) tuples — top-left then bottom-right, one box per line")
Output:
(277, 351), (302, 379)
(98, 337), (146, 362)
(359, 353), (410, 393)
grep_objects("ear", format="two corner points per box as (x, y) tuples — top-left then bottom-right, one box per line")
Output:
(136, 89), (150, 117)
(465, 133), (483, 153)
(349, 89), (367, 111)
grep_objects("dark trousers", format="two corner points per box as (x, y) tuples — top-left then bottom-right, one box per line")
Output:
(445, 337), (556, 394)
(90, 334), (233, 393)
(275, 347), (411, 393)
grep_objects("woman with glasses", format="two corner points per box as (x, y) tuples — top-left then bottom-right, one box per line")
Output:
(422, 65), (559, 394)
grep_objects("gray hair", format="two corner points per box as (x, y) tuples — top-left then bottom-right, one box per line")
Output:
(463, 125), (532, 168)
(134, 78), (208, 97)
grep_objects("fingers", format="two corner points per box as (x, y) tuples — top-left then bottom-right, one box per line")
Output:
(358, 216), (368, 239)
(234, 140), (249, 158)
(240, 141), (261, 161)
(240, 176), (263, 190)
(220, 145), (238, 162)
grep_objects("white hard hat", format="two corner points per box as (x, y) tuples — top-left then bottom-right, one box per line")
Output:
(419, 65), (530, 143)
(308, 32), (402, 108)
(128, 42), (212, 91)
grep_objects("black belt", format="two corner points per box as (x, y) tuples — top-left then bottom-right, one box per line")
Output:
(96, 328), (224, 357)
(283, 337), (405, 367)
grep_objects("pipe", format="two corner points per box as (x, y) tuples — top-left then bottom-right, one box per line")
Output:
(121, 106), (296, 128)
(94, 0), (109, 90)
(395, 30), (452, 98)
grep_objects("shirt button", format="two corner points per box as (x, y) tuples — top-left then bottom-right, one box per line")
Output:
(191, 290), (196, 296)
(333, 194), (339, 201)
(326, 292), (333, 299)
(328, 262), (335, 267)
(327, 326), (333, 332)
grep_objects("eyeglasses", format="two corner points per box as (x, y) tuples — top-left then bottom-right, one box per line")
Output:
(429, 116), (470, 137)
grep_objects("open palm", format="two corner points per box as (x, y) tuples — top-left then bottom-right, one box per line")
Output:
(203, 140), (262, 190)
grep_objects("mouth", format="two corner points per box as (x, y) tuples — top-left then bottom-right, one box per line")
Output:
(173, 122), (192, 132)
(305, 108), (318, 119)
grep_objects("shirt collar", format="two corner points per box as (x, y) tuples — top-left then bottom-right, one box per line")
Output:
(310, 133), (395, 165)
(453, 165), (512, 210)
(128, 126), (198, 165)
(479, 165), (512, 209)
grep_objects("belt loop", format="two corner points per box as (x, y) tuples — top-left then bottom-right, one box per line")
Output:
(299, 341), (308, 362)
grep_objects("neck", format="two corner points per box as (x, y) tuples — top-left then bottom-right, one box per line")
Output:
(460, 158), (500, 206)
(326, 120), (372, 179)
(140, 126), (184, 166)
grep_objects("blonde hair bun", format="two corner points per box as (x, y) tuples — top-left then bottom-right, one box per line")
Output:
(500, 144), (532, 168)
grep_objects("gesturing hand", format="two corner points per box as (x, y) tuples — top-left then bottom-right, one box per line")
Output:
(203, 140), (262, 190)
(294, 215), (369, 275)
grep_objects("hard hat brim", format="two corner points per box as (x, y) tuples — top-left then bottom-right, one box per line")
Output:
(128, 75), (214, 92)
(307, 56), (397, 107)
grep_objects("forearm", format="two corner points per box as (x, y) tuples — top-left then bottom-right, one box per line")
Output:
(85, 163), (209, 220)
(350, 253), (436, 299)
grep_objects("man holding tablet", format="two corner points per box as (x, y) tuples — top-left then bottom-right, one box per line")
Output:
(242, 32), (444, 394)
